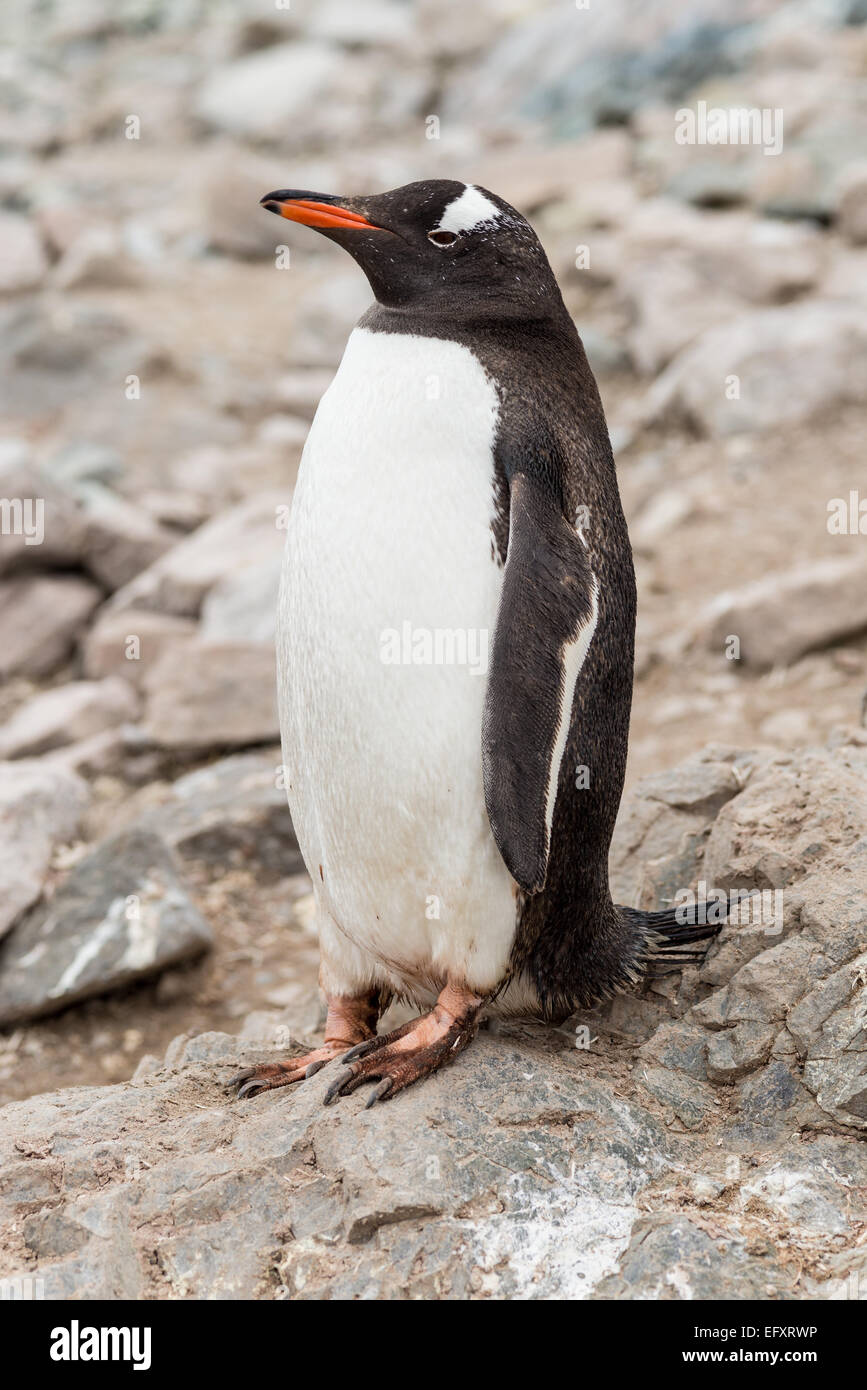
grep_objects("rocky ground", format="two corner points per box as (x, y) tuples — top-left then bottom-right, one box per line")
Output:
(1, 740), (865, 1299)
(0, 0), (866, 1298)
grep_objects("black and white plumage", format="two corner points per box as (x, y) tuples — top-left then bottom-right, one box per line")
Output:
(231, 181), (721, 1106)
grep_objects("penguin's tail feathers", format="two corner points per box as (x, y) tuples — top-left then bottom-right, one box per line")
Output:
(619, 897), (732, 980)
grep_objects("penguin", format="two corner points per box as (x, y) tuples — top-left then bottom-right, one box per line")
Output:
(230, 180), (721, 1108)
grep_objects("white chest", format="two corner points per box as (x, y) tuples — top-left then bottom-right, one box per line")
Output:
(276, 327), (518, 996)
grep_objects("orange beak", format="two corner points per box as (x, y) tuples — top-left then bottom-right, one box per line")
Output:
(260, 191), (389, 233)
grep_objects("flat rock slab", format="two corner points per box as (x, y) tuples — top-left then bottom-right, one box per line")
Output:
(0, 829), (213, 1026)
(2, 1023), (862, 1301)
(0, 1029), (680, 1300)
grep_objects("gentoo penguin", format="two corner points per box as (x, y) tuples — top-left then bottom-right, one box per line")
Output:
(231, 181), (720, 1108)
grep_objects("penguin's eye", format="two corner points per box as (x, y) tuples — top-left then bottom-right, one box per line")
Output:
(428, 229), (458, 247)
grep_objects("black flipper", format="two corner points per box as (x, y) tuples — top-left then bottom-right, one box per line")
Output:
(482, 471), (598, 894)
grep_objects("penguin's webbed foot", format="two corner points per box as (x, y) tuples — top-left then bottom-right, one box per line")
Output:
(228, 1041), (350, 1099)
(324, 982), (484, 1108)
(228, 991), (382, 1100)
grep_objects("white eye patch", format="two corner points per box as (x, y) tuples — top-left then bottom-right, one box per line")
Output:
(435, 185), (501, 235)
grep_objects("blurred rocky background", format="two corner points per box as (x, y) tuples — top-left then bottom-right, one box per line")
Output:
(0, 0), (866, 1299)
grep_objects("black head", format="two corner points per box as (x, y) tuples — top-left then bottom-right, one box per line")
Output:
(260, 179), (563, 319)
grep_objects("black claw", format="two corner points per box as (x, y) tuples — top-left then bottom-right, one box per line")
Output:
(304, 1058), (328, 1079)
(227, 1069), (254, 1090)
(236, 1079), (265, 1100)
(364, 1077), (393, 1109)
(323, 1067), (354, 1105)
(339, 1039), (378, 1065)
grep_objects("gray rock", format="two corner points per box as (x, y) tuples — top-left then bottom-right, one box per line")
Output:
(0, 212), (47, 293)
(635, 53), (867, 224)
(195, 146), (308, 260)
(697, 554), (867, 669)
(645, 302), (867, 437)
(307, 0), (413, 48)
(620, 211), (823, 375)
(0, 302), (152, 419)
(0, 759), (89, 939)
(803, 980), (867, 1130)
(141, 641), (279, 750)
(445, 3), (759, 140)
(609, 747), (748, 908)
(742, 1143), (865, 1237)
(21, 1191), (144, 1298)
(753, 97), (867, 223)
(42, 441), (122, 490)
(476, 130), (633, 223)
(638, 1019), (709, 1080)
(137, 750), (302, 877)
(199, 555), (282, 644)
(82, 608), (197, 689)
(700, 916), (800, 990)
(785, 953), (867, 1056)
(194, 42), (344, 142)
(704, 745), (867, 895)
(0, 574), (102, 678)
(836, 164), (867, 244)
(78, 484), (176, 591)
(272, 369), (336, 419)
(108, 492), (286, 619)
(693, 937), (831, 1028)
(0, 456), (87, 575)
(623, 256), (737, 376)
(0, 678), (138, 759)
(593, 1213), (796, 1300)
(706, 1021), (776, 1082)
(806, 1242), (867, 1301)
(291, 271), (374, 367)
(0, 829), (213, 1026)
(41, 728), (128, 780)
(637, 1064), (718, 1130)
(51, 226), (141, 292)
(735, 1060), (817, 1132)
(795, 872), (867, 968)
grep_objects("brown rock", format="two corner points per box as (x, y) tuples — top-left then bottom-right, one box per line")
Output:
(108, 492), (287, 619)
(0, 574), (102, 679)
(82, 609), (196, 689)
(698, 554), (867, 670)
(142, 642), (278, 750)
(0, 678), (138, 759)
